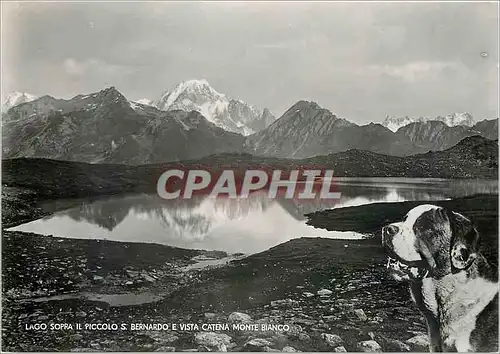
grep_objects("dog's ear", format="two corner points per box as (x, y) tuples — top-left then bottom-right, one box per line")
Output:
(417, 240), (437, 270)
(449, 211), (479, 271)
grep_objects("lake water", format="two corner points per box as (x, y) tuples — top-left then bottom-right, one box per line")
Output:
(8, 178), (497, 254)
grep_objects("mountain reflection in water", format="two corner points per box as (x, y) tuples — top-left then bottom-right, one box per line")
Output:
(8, 178), (498, 253)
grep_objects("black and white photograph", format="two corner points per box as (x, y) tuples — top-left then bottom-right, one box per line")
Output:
(1, 1), (498, 352)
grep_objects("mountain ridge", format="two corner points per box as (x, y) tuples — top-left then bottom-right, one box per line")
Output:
(2, 86), (245, 164)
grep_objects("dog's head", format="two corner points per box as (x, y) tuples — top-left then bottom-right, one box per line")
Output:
(382, 204), (480, 281)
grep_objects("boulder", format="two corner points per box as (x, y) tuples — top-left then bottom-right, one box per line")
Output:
(228, 312), (252, 323)
(382, 338), (410, 352)
(321, 333), (343, 348)
(353, 309), (368, 321)
(333, 346), (347, 352)
(405, 334), (429, 352)
(245, 338), (273, 351)
(194, 332), (231, 352)
(204, 313), (217, 320)
(356, 340), (382, 352)
(317, 289), (333, 296)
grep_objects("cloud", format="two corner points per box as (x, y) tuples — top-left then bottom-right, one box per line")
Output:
(63, 58), (133, 77)
(63, 58), (85, 76)
(366, 61), (464, 82)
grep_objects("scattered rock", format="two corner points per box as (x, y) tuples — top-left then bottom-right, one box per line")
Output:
(382, 338), (411, 352)
(356, 340), (382, 352)
(69, 334), (84, 341)
(142, 273), (156, 283)
(353, 309), (368, 321)
(317, 289), (333, 296)
(194, 332), (231, 352)
(321, 333), (343, 348)
(405, 334), (429, 352)
(75, 311), (87, 318)
(228, 312), (252, 323)
(126, 269), (140, 278)
(297, 333), (310, 342)
(303, 292), (314, 298)
(157, 333), (179, 344)
(333, 346), (347, 352)
(270, 299), (300, 308)
(204, 313), (217, 320)
(245, 338), (273, 351)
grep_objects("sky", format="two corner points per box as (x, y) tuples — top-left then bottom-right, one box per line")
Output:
(1, 1), (498, 123)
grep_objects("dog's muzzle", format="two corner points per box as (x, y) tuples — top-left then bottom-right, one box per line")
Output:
(382, 225), (431, 281)
(385, 256), (430, 280)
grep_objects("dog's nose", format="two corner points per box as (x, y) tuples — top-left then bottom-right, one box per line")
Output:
(383, 225), (399, 238)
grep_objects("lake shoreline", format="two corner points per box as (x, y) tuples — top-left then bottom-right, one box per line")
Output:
(2, 183), (498, 351)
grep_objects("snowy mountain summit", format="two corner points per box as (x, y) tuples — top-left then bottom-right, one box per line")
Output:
(383, 112), (475, 132)
(2, 92), (38, 112)
(152, 79), (274, 135)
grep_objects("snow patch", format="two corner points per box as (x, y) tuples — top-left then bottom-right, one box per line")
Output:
(2, 91), (38, 111)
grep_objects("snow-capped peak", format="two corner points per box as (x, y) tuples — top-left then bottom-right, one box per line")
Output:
(439, 112), (475, 127)
(382, 112), (476, 132)
(154, 79), (225, 111)
(152, 79), (275, 135)
(2, 91), (38, 112)
(135, 98), (152, 106)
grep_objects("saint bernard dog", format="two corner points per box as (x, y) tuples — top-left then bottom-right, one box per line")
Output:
(382, 204), (498, 352)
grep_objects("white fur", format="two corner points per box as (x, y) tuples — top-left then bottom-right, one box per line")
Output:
(390, 204), (440, 261)
(435, 273), (498, 352)
(420, 277), (439, 318)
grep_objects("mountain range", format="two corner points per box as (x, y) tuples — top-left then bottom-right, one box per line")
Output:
(2, 87), (244, 164)
(2, 82), (498, 164)
(245, 100), (497, 158)
(382, 112), (475, 132)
